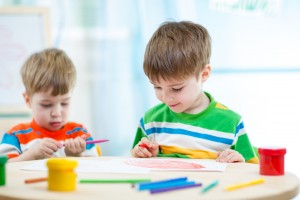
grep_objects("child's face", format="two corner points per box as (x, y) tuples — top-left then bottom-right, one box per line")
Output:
(24, 89), (72, 131)
(152, 76), (203, 113)
(152, 65), (211, 114)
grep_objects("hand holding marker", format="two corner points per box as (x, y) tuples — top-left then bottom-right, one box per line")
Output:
(25, 139), (109, 184)
(86, 139), (109, 145)
(63, 139), (109, 146)
(138, 143), (149, 148)
(139, 134), (155, 149)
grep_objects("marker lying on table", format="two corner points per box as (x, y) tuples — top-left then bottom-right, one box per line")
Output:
(80, 179), (151, 184)
(137, 177), (188, 190)
(224, 178), (265, 191)
(201, 180), (219, 193)
(25, 177), (47, 184)
(150, 183), (202, 194)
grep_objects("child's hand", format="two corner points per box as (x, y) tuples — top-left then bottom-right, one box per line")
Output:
(64, 135), (87, 156)
(27, 138), (62, 160)
(216, 149), (245, 163)
(131, 137), (159, 158)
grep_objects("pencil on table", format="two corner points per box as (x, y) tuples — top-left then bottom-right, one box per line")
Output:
(79, 179), (151, 184)
(24, 177), (47, 184)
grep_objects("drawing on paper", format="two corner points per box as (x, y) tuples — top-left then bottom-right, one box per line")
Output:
(124, 159), (205, 169)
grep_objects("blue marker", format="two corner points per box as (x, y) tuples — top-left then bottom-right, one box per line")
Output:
(137, 177), (188, 190)
(150, 183), (202, 194)
(201, 180), (219, 193)
(139, 181), (195, 191)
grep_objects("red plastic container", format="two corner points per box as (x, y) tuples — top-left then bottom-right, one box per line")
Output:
(258, 146), (286, 176)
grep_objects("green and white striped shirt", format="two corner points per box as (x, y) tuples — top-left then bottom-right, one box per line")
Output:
(132, 92), (258, 163)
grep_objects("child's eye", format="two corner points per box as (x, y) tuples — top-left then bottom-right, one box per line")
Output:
(61, 103), (69, 106)
(172, 87), (183, 92)
(40, 104), (51, 108)
(154, 86), (161, 90)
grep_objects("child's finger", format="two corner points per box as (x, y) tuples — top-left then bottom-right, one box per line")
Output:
(227, 154), (238, 162)
(46, 138), (63, 148)
(80, 134), (87, 139)
(138, 145), (152, 157)
(133, 145), (145, 158)
(141, 137), (151, 145)
(150, 142), (158, 149)
(73, 138), (82, 149)
(216, 150), (232, 162)
(232, 153), (245, 163)
(224, 152), (234, 162)
(43, 146), (56, 156)
(65, 139), (75, 150)
(218, 150), (229, 159)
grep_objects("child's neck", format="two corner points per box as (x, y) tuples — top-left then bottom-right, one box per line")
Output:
(185, 92), (210, 114)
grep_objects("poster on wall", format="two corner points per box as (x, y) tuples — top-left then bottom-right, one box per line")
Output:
(0, 7), (51, 114)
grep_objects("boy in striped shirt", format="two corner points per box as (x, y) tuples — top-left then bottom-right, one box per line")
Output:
(131, 21), (258, 164)
(0, 48), (98, 162)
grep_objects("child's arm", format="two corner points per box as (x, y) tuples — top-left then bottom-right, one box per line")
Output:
(8, 138), (62, 162)
(64, 135), (87, 157)
(131, 137), (159, 158)
(216, 149), (245, 163)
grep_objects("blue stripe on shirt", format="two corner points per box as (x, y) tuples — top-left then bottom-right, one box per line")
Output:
(1, 133), (21, 151)
(85, 137), (95, 150)
(146, 127), (233, 145)
(66, 127), (87, 135)
(235, 121), (245, 136)
(139, 118), (146, 133)
(86, 143), (95, 150)
(11, 128), (33, 135)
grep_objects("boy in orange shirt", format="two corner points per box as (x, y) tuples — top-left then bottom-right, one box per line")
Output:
(0, 48), (98, 162)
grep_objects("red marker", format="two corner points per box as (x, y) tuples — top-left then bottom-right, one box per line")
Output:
(139, 143), (149, 148)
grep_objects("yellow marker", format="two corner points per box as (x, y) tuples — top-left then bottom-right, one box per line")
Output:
(224, 178), (265, 191)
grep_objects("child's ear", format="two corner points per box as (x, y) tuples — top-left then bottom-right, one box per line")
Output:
(23, 92), (32, 108)
(200, 64), (211, 82)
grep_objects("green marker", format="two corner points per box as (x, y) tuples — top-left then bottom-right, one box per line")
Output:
(201, 180), (219, 193)
(80, 179), (151, 184)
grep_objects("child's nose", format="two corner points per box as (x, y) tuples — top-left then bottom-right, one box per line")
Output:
(162, 92), (174, 102)
(51, 106), (62, 117)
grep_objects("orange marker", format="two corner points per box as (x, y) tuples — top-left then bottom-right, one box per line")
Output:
(25, 177), (47, 184)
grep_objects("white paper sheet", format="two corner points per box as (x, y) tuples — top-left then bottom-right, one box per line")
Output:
(21, 158), (227, 174)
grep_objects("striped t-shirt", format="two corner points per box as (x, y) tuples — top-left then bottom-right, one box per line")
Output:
(0, 120), (98, 158)
(132, 92), (258, 164)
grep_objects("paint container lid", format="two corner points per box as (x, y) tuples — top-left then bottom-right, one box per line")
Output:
(258, 146), (286, 156)
(0, 155), (8, 165)
(47, 158), (77, 170)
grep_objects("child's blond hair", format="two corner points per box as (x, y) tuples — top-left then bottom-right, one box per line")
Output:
(21, 48), (76, 96)
(144, 21), (211, 82)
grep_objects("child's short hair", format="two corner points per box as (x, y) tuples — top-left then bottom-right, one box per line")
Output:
(21, 48), (76, 96)
(144, 21), (211, 82)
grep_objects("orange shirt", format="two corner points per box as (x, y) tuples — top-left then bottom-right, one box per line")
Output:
(0, 120), (98, 158)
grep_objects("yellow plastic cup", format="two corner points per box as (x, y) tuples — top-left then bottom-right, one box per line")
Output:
(46, 158), (78, 191)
